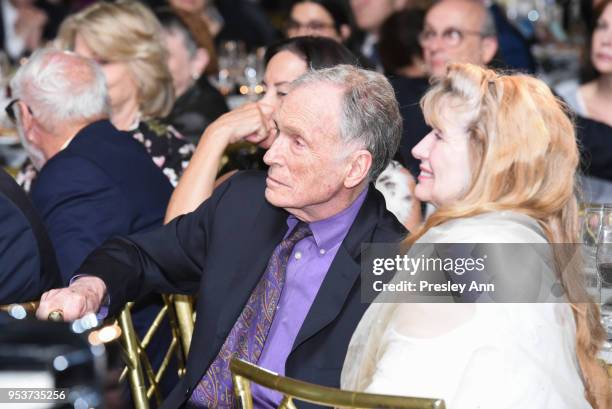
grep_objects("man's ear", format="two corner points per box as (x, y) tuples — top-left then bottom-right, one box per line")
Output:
(481, 36), (498, 65)
(190, 47), (209, 79)
(17, 101), (35, 140)
(344, 149), (373, 189)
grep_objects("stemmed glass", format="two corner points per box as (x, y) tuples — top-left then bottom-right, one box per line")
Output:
(581, 205), (612, 296)
(597, 224), (612, 338)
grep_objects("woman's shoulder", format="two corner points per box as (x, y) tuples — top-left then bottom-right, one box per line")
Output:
(422, 211), (546, 244)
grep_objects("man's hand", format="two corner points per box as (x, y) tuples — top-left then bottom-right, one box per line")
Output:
(36, 276), (107, 321)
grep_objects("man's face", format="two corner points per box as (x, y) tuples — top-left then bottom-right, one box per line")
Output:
(422, 0), (497, 78)
(263, 83), (355, 221)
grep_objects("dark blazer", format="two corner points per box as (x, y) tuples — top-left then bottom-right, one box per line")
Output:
(575, 115), (612, 182)
(0, 168), (61, 303)
(30, 120), (173, 284)
(78, 171), (407, 409)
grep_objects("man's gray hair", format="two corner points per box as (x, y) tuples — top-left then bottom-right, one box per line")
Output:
(290, 65), (402, 180)
(10, 48), (110, 132)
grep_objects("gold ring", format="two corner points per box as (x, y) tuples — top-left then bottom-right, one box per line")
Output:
(48, 310), (64, 322)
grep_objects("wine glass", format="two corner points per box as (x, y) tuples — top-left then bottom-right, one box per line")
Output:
(596, 224), (612, 349)
(581, 205), (612, 297)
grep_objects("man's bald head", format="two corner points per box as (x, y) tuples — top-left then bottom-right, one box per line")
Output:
(421, 0), (498, 78)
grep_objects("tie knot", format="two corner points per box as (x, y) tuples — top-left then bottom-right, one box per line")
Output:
(284, 221), (312, 247)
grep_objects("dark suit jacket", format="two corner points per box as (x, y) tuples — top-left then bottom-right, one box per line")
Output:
(0, 168), (61, 303)
(30, 120), (173, 284)
(78, 171), (406, 409)
(575, 115), (612, 182)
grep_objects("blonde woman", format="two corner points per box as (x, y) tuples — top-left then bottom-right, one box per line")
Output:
(341, 63), (609, 409)
(17, 1), (194, 191)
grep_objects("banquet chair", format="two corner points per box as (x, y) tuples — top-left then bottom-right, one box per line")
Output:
(229, 358), (446, 409)
(118, 294), (188, 409)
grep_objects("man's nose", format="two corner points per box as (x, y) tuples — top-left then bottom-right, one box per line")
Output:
(263, 135), (284, 166)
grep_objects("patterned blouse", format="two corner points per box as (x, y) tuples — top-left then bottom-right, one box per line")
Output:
(17, 119), (195, 192)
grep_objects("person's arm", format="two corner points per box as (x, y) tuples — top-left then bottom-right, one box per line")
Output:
(164, 102), (273, 222)
(36, 173), (237, 321)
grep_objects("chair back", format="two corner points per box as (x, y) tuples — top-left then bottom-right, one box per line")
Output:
(230, 358), (446, 409)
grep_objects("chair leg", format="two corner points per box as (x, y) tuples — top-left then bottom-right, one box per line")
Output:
(232, 374), (253, 409)
(174, 295), (194, 356)
(118, 305), (150, 409)
(279, 395), (298, 409)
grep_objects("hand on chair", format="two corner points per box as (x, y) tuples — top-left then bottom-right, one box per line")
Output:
(36, 276), (107, 322)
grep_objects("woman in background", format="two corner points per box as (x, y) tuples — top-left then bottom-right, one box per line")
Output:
(157, 9), (228, 144)
(285, 0), (352, 43)
(557, 0), (612, 203)
(55, 0), (194, 186)
(342, 63), (609, 409)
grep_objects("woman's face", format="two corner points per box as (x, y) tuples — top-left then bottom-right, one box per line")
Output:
(287, 2), (341, 42)
(74, 34), (139, 113)
(592, 3), (612, 74)
(411, 108), (472, 207)
(259, 50), (308, 112)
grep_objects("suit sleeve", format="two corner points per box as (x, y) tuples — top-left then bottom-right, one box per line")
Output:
(77, 174), (235, 316)
(31, 156), (132, 284)
(0, 195), (42, 303)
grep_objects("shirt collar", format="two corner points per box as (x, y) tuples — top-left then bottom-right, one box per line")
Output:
(286, 187), (369, 252)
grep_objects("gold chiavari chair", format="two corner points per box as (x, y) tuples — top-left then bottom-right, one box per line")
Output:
(117, 294), (189, 409)
(230, 358), (446, 409)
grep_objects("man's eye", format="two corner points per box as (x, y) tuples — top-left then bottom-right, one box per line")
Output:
(444, 29), (462, 40)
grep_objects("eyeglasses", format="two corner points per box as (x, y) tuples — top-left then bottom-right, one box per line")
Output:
(285, 18), (336, 33)
(418, 27), (487, 48)
(5, 99), (33, 123)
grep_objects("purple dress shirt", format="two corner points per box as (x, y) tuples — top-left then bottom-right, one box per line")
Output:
(251, 188), (368, 408)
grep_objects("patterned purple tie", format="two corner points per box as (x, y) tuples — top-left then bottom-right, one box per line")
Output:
(187, 222), (312, 408)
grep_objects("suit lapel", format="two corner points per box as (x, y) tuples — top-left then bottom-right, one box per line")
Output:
(214, 203), (288, 339)
(185, 198), (287, 386)
(290, 186), (381, 351)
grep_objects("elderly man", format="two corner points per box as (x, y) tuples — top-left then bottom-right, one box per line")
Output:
(38, 65), (406, 409)
(395, 0), (498, 175)
(8, 48), (173, 283)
